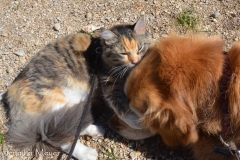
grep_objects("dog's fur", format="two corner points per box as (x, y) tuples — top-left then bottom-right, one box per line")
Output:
(110, 35), (240, 160)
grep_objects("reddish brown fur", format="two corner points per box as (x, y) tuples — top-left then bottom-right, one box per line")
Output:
(228, 42), (240, 133)
(125, 35), (225, 146)
(116, 35), (240, 159)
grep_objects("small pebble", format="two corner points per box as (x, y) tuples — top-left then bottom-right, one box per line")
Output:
(136, 151), (141, 156)
(6, 82), (11, 87)
(130, 151), (138, 159)
(211, 18), (218, 22)
(86, 12), (92, 19)
(14, 49), (25, 57)
(141, 11), (145, 15)
(98, 3), (103, 7)
(0, 31), (8, 37)
(230, 12), (236, 17)
(6, 66), (13, 74)
(210, 12), (221, 18)
(7, 44), (13, 49)
(98, 139), (103, 143)
(53, 23), (61, 31)
(3, 52), (9, 55)
(161, 34), (169, 38)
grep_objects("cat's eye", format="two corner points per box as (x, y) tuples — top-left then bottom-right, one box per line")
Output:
(121, 53), (128, 55)
(138, 46), (144, 52)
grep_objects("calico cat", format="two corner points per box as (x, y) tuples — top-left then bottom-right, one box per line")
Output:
(2, 33), (105, 160)
(97, 17), (154, 134)
(2, 18), (153, 160)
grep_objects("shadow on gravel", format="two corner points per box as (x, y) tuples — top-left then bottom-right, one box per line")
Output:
(92, 104), (194, 160)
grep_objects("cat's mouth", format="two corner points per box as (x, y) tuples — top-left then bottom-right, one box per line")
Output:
(130, 57), (144, 67)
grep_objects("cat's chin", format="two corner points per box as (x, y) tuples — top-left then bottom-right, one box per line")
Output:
(129, 64), (135, 68)
(130, 58), (144, 68)
(128, 63), (139, 69)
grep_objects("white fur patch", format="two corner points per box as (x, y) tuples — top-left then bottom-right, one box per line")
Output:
(51, 103), (66, 112)
(80, 124), (105, 140)
(62, 88), (88, 107)
(60, 140), (98, 160)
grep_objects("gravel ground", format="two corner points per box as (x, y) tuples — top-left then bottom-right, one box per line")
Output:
(0, 0), (239, 159)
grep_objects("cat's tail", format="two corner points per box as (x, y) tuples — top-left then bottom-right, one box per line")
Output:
(6, 101), (93, 153)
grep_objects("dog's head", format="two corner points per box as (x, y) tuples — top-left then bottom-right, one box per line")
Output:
(111, 35), (225, 146)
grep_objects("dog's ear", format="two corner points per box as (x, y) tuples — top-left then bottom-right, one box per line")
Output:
(228, 42), (240, 130)
(142, 98), (199, 147)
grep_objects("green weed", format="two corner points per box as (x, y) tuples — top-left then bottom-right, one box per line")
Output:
(0, 134), (5, 151)
(99, 145), (121, 160)
(13, 3), (21, 11)
(176, 7), (200, 32)
(78, 29), (96, 38)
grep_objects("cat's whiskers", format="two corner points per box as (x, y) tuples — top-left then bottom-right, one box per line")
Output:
(109, 65), (126, 77)
(109, 65), (124, 73)
(104, 65), (126, 85)
(111, 65), (128, 89)
(120, 67), (129, 78)
(112, 72), (122, 89)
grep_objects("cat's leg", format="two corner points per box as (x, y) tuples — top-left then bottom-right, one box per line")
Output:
(80, 124), (105, 140)
(109, 114), (154, 140)
(102, 83), (143, 130)
(61, 140), (98, 160)
(118, 112), (143, 129)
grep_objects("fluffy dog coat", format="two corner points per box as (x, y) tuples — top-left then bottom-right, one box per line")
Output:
(111, 35), (240, 159)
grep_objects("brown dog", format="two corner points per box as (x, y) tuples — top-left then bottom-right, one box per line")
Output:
(109, 35), (240, 160)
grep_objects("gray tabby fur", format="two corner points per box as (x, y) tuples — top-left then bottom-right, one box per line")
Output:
(97, 17), (153, 130)
(5, 96), (92, 152)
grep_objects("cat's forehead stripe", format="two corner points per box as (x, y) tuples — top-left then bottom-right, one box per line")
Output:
(122, 36), (137, 52)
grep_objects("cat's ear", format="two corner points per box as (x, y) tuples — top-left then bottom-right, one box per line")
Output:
(134, 17), (146, 35)
(101, 29), (118, 45)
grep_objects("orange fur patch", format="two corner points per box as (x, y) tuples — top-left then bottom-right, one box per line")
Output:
(8, 80), (67, 113)
(66, 76), (90, 91)
(122, 36), (141, 64)
(40, 88), (67, 112)
(72, 33), (91, 52)
(122, 36), (138, 53)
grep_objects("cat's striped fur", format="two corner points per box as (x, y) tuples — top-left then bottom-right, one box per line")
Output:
(97, 17), (153, 132)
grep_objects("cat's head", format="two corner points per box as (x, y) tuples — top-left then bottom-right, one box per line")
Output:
(100, 17), (152, 68)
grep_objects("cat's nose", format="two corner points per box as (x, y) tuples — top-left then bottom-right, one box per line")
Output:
(131, 58), (140, 64)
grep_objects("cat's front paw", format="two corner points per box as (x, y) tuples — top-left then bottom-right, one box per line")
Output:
(81, 124), (105, 140)
(83, 147), (98, 160)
